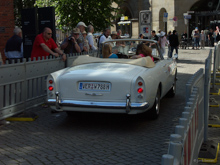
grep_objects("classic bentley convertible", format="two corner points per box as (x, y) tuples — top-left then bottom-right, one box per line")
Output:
(46, 39), (177, 119)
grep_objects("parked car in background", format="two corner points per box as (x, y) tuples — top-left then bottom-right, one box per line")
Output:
(46, 39), (177, 119)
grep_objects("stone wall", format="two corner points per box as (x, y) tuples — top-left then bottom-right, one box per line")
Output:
(0, 0), (15, 64)
(151, 0), (199, 35)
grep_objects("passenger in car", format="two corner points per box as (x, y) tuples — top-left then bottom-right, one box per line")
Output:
(130, 43), (154, 61)
(102, 43), (118, 58)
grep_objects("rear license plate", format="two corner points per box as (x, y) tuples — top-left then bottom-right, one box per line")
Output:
(79, 82), (111, 91)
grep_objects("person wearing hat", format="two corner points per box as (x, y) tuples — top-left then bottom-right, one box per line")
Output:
(169, 30), (179, 58)
(111, 31), (118, 39)
(76, 21), (88, 52)
(158, 31), (169, 57)
(60, 28), (81, 54)
(108, 31), (119, 47)
(31, 27), (66, 61)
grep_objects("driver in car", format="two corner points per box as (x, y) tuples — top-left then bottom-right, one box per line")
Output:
(130, 43), (154, 62)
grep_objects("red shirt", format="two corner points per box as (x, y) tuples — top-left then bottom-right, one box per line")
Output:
(31, 33), (57, 60)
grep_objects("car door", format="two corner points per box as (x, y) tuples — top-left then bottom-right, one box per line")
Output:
(153, 44), (174, 96)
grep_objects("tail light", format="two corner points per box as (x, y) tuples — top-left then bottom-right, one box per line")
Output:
(136, 79), (144, 100)
(47, 77), (55, 97)
(138, 81), (143, 86)
(49, 80), (53, 84)
(48, 86), (54, 91)
(137, 88), (143, 93)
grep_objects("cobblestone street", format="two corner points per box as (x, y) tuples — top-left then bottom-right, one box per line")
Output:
(0, 48), (219, 165)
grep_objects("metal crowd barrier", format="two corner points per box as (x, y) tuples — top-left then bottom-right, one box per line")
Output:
(0, 51), (98, 120)
(212, 47), (217, 90)
(162, 48), (214, 165)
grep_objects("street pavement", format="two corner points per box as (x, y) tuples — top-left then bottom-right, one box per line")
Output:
(0, 47), (219, 165)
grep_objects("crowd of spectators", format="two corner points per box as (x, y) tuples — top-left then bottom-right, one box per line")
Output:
(3, 22), (133, 63)
(5, 22), (220, 64)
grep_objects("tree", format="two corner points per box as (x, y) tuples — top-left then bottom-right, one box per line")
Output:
(14, 0), (36, 27)
(35, 0), (123, 32)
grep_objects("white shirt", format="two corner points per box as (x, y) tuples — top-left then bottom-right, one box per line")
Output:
(86, 32), (97, 50)
(99, 35), (109, 48)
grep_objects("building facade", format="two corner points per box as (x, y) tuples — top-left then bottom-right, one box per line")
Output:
(117, 0), (220, 38)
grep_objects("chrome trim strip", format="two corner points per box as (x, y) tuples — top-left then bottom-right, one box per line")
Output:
(85, 93), (103, 96)
(47, 99), (149, 110)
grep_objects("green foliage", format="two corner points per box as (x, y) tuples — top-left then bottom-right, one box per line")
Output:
(35, 0), (123, 32)
(14, 0), (36, 26)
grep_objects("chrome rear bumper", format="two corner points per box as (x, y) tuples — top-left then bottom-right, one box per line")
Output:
(47, 93), (149, 113)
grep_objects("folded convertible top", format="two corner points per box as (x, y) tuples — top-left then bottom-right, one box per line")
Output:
(72, 55), (155, 68)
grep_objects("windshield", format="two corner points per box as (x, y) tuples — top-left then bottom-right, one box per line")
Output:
(101, 39), (162, 59)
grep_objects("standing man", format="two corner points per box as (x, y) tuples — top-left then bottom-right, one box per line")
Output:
(193, 30), (200, 49)
(151, 30), (159, 41)
(200, 30), (206, 49)
(60, 28), (81, 54)
(5, 27), (23, 64)
(98, 28), (111, 54)
(208, 28), (214, 47)
(117, 29), (122, 38)
(86, 25), (97, 50)
(150, 30), (159, 55)
(169, 30), (179, 58)
(76, 21), (88, 52)
(31, 27), (66, 61)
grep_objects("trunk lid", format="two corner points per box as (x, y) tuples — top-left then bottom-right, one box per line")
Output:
(57, 63), (145, 102)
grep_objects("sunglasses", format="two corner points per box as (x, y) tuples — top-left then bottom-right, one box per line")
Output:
(48, 33), (52, 35)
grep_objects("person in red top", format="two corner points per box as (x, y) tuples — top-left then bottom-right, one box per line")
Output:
(31, 27), (66, 61)
(131, 43), (154, 62)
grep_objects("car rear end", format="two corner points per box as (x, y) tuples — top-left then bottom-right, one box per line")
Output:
(47, 63), (150, 114)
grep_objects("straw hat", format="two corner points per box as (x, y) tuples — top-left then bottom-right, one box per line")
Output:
(72, 28), (80, 34)
(111, 31), (117, 35)
(160, 31), (166, 37)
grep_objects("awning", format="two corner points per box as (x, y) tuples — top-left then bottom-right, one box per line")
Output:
(117, 21), (131, 25)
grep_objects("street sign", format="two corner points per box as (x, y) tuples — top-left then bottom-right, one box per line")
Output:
(173, 16), (178, 21)
(163, 12), (168, 22)
(184, 15), (191, 19)
(139, 10), (151, 38)
(140, 10), (151, 25)
(164, 12), (168, 18)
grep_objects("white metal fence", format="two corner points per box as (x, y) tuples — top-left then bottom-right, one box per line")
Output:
(0, 51), (97, 120)
(161, 48), (214, 165)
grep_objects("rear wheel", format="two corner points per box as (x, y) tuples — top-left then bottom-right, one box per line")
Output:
(149, 87), (161, 119)
(167, 72), (177, 97)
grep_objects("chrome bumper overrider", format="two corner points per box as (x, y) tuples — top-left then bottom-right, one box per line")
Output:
(47, 92), (149, 113)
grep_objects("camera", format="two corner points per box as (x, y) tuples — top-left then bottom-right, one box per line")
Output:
(68, 36), (72, 40)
